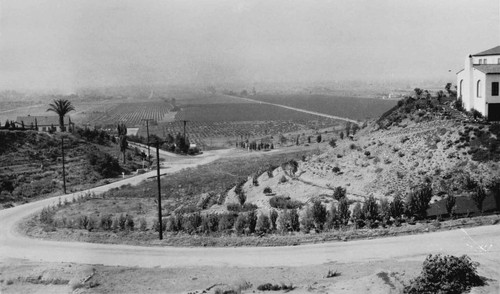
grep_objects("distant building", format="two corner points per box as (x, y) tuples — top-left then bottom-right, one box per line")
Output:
(15, 115), (74, 132)
(457, 45), (500, 121)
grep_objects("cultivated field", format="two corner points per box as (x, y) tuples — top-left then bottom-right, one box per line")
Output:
(79, 101), (174, 128)
(248, 94), (397, 120)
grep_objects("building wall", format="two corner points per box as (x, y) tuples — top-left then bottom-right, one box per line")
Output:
(485, 74), (500, 118)
(472, 55), (500, 65)
(456, 58), (487, 115)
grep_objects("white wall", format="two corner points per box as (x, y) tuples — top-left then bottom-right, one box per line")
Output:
(472, 55), (500, 65)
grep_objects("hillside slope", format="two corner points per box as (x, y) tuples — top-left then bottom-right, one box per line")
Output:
(0, 130), (143, 207)
(224, 96), (499, 217)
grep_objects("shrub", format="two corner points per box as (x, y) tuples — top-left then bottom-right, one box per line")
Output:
(470, 186), (487, 213)
(406, 185), (433, 220)
(379, 198), (390, 221)
(333, 186), (346, 201)
(390, 194), (405, 220)
(332, 166), (341, 173)
(279, 175), (288, 183)
(125, 215), (135, 231)
(300, 207), (314, 233)
(247, 210), (257, 233)
(201, 214), (219, 234)
(77, 215), (90, 230)
(269, 196), (303, 209)
(338, 198), (351, 226)
(39, 206), (55, 225)
(139, 217), (147, 231)
(153, 218), (167, 232)
(100, 214), (113, 230)
(183, 213), (202, 234)
(263, 186), (272, 194)
(362, 195), (379, 221)
(267, 165), (276, 178)
(257, 213), (271, 233)
(352, 202), (365, 228)
(86, 150), (121, 178)
(445, 195), (456, 217)
(463, 175), (478, 191)
(269, 209), (278, 231)
(329, 139), (337, 148)
(237, 191), (247, 206)
(488, 178), (500, 212)
(404, 254), (483, 294)
(218, 213), (236, 232)
(234, 213), (247, 235)
(310, 200), (327, 230)
(277, 209), (300, 233)
(118, 214), (127, 230)
(325, 205), (339, 230)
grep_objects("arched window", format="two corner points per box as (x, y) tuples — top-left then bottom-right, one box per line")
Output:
(477, 80), (482, 98)
(459, 80), (463, 97)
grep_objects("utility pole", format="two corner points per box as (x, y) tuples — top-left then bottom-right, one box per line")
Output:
(155, 142), (163, 240)
(141, 119), (152, 164)
(181, 120), (189, 139)
(148, 139), (168, 240)
(61, 137), (66, 194)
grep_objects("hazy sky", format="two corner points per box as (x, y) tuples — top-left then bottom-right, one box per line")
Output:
(0, 0), (499, 92)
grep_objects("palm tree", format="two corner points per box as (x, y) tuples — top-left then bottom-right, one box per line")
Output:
(47, 99), (75, 132)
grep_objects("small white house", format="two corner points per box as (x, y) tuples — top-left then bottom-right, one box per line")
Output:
(457, 45), (500, 121)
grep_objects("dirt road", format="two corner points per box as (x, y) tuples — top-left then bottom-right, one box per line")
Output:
(1, 147), (499, 292)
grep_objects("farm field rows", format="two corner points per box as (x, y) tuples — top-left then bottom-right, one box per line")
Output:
(80, 101), (173, 128)
(248, 94), (397, 121)
(174, 103), (337, 122)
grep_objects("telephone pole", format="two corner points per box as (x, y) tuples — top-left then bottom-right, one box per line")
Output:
(180, 120), (189, 139)
(141, 119), (153, 163)
(155, 142), (163, 240)
(148, 139), (168, 240)
(61, 137), (67, 194)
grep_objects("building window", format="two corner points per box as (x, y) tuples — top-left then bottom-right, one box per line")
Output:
(477, 80), (482, 97)
(459, 79), (463, 97)
(479, 59), (483, 64)
(493, 82), (499, 96)
(483, 58), (487, 64)
(498, 58), (500, 64)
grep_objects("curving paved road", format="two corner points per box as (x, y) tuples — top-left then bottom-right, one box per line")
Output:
(1, 149), (499, 278)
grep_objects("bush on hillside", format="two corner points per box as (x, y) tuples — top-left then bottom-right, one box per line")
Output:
(86, 150), (121, 178)
(256, 213), (271, 233)
(310, 200), (327, 230)
(404, 254), (483, 294)
(470, 186), (487, 214)
(337, 198), (351, 226)
(269, 196), (303, 209)
(362, 195), (379, 222)
(333, 186), (346, 200)
(406, 185), (433, 220)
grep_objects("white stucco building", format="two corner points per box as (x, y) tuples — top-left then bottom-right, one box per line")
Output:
(457, 45), (500, 121)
